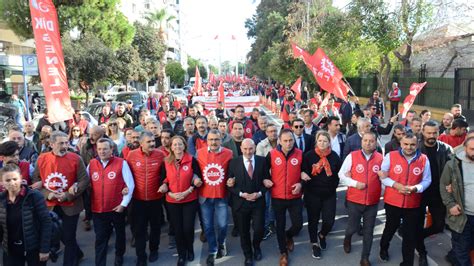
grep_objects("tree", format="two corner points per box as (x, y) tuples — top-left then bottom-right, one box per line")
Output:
(220, 61), (233, 75)
(112, 46), (141, 89)
(186, 57), (208, 79)
(209, 65), (219, 75)
(62, 34), (115, 104)
(165, 61), (186, 86)
(0, 0), (135, 50)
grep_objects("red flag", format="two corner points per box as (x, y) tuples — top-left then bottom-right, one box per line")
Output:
(400, 82), (427, 118)
(29, 0), (73, 123)
(308, 48), (349, 101)
(217, 81), (225, 104)
(290, 77), (302, 101)
(193, 66), (202, 95)
(291, 42), (311, 60)
(209, 71), (215, 85)
(214, 35), (219, 40)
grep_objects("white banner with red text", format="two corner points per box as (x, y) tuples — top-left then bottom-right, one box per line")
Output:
(192, 96), (260, 113)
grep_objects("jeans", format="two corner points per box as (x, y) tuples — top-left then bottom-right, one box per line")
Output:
(53, 207), (82, 266)
(167, 200), (198, 258)
(451, 214), (474, 266)
(132, 199), (163, 261)
(264, 191), (275, 229)
(200, 197), (228, 254)
(272, 198), (303, 254)
(380, 204), (422, 266)
(345, 201), (378, 259)
(92, 211), (126, 266)
(390, 101), (399, 118)
(305, 193), (337, 243)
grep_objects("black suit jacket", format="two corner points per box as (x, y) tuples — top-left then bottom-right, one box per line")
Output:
(228, 155), (269, 211)
(294, 133), (314, 154)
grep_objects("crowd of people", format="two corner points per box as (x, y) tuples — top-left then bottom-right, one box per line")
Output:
(0, 80), (472, 266)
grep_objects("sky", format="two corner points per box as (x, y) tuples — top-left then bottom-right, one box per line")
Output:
(179, 0), (348, 67)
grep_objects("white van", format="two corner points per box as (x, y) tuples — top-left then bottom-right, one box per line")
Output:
(189, 77), (202, 87)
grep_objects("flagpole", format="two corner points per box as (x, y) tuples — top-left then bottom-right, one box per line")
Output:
(342, 76), (357, 96)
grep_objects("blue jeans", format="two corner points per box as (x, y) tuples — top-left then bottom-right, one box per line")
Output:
(200, 197), (228, 254)
(452, 214), (474, 266)
(265, 191), (275, 228)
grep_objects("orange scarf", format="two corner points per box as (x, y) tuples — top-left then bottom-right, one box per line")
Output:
(311, 147), (333, 176)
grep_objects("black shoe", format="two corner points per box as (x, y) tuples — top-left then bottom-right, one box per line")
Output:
(244, 257), (253, 266)
(177, 257), (186, 266)
(312, 244), (321, 259)
(169, 236), (176, 249)
(231, 226), (239, 237)
(419, 252), (428, 266)
(115, 256), (124, 266)
(254, 247), (262, 261)
(187, 250), (194, 261)
(149, 251), (159, 262)
(206, 254), (216, 266)
(262, 228), (272, 240)
(318, 232), (327, 250)
(200, 231), (207, 243)
(379, 249), (389, 262)
(216, 244), (227, 259)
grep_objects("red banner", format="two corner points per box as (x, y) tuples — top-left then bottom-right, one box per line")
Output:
(400, 82), (427, 118)
(29, 0), (73, 123)
(290, 77), (302, 101)
(308, 48), (349, 101)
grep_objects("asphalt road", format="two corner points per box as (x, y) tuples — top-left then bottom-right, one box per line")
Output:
(49, 106), (453, 266)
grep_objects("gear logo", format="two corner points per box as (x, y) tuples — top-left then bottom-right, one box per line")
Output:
(290, 158), (299, 166)
(321, 57), (335, 77)
(372, 165), (380, 173)
(44, 172), (68, 193)
(203, 163), (225, 186)
(136, 162), (141, 167)
(394, 165), (403, 174)
(108, 172), (116, 180)
(91, 172), (99, 182)
(355, 164), (364, 174)
(413, 167), (421, 175)
(183, 165), (189, 171)
(246, 128), (251, 134)
(275, 157), (282, 166)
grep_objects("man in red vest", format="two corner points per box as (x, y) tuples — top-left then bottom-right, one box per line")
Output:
(188, 116), (209, 157)
(388, 82), (401, 118)
(32, 131), (90, 266)
(263, 129), (303, 265)
(88, 138), (135, 266)
(126, 131), (166, 265)
(196, 129), (234, 266)
(338, 132), (382, 266)
(378, 133), (432, 265)
(229, 105), (257, 139)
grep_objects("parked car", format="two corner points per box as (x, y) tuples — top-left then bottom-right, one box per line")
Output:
(104, 86), (126, 101)
(84, 101), (122, 121)
(170, 89), (189, 106)
(113, 91), (147, 112)
(0, 104), (17, 140)
(79, 111), (98, 126)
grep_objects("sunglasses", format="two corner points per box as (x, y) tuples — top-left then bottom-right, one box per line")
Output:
(109, 123), (118, 126)
(293, 125), (304, 129)
(72, 129), (80, 132)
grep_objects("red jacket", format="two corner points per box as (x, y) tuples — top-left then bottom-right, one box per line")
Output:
(37, 152), (81, 207)
(438, 132), (466, 148)
(346, 150), (383, 206)
(127, 148), (165, 201)
(163, 153), (197, 204)
(384, 151), (427, 208)
(89, 156), (126, 213)
(269, 147), (303, 200)
(196, 147), (233, 199)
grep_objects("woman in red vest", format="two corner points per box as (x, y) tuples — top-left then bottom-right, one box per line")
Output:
(159, 136), (203, 266)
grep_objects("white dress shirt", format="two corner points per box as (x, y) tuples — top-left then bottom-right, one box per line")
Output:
(338, 150), (374, 187)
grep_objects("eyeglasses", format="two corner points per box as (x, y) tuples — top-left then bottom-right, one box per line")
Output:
(293, 125), (304, 129)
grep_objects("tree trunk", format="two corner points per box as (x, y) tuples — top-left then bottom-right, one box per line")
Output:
(393, 43), (412, 77)
(441, 50), (458, 78)
(377, 54), (391, 101)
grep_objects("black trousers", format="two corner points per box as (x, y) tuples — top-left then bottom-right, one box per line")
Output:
(272, 198), (303, 254)
(92, 211), (126, 266)
(53, 206), (82, 266)
(166, 200), (198, 258)
(305, 193), (337, 244)
(83, 188), (92, 221)
(390, 101), (399, 118)
(132, 199), (163, 261)
(3, 250), (45, 266)
(380, 203), (422, 266)
(416, 197), (446, 254)
(235, 206), (265, 259)
(345, 201), (378, 260)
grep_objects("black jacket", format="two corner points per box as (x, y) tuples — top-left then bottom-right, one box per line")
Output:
(162, 119), (184, 136)
(294, 133), (314, 153)
(419, 140), (453, 198)
(228, 155), (269, 211)
(0, 186), (52, 254)
(302, 150), (342, 197)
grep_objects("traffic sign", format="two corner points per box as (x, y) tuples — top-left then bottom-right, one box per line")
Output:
(22, 54), (38, 76)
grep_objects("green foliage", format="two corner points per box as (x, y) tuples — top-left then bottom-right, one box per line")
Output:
(186, 57), (208, 79)
(209, 65), (219, 75)
(112, 46), (141, 86)
(165, 61), (186, 86)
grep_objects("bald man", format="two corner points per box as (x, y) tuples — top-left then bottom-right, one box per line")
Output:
(227, 139), (270, 265)
(440, 112), (454, 135)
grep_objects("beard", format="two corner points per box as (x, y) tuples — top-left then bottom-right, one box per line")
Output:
(467, 154), (474, 162)
(425, 138), (437, 146)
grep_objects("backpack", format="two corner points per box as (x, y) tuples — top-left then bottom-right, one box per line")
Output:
(49, 211), (62, 262)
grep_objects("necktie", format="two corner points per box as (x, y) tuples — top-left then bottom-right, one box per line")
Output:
(247, 159), (253, 179)
(299, 136), (304, 151)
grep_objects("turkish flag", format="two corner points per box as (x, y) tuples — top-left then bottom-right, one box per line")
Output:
(193, 66), (202, 95)
(400, 82), (427, 118)
(29, 0), (73, 123)
(308, 48), (349, 101)
(209, 71), (215, 85)
(290, 77), (302, 101)
(217, 81), (225, 104)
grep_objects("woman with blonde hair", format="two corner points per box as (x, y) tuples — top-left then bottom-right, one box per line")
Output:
(106, 119), (126, 154)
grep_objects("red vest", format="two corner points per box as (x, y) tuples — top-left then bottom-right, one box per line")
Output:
(18, 161), (30, 185)
(383, 151), (427, 208)
(89, 157), (126, 213)
(158, 146), (170, 157)
(37, 152), (81, 207)
(346, 150), (383, 206)
(389, 87), (401, 101)
(269, 148), (303, 200)
(196, 147), (233, 198)
(126, 148), (165, 201)
(157, 111), (167, 124)
(164, 153), (197, 204)
(229, 119), (255, 138)
(121, 146), (131, 159)
(195, 137), (208, 151)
